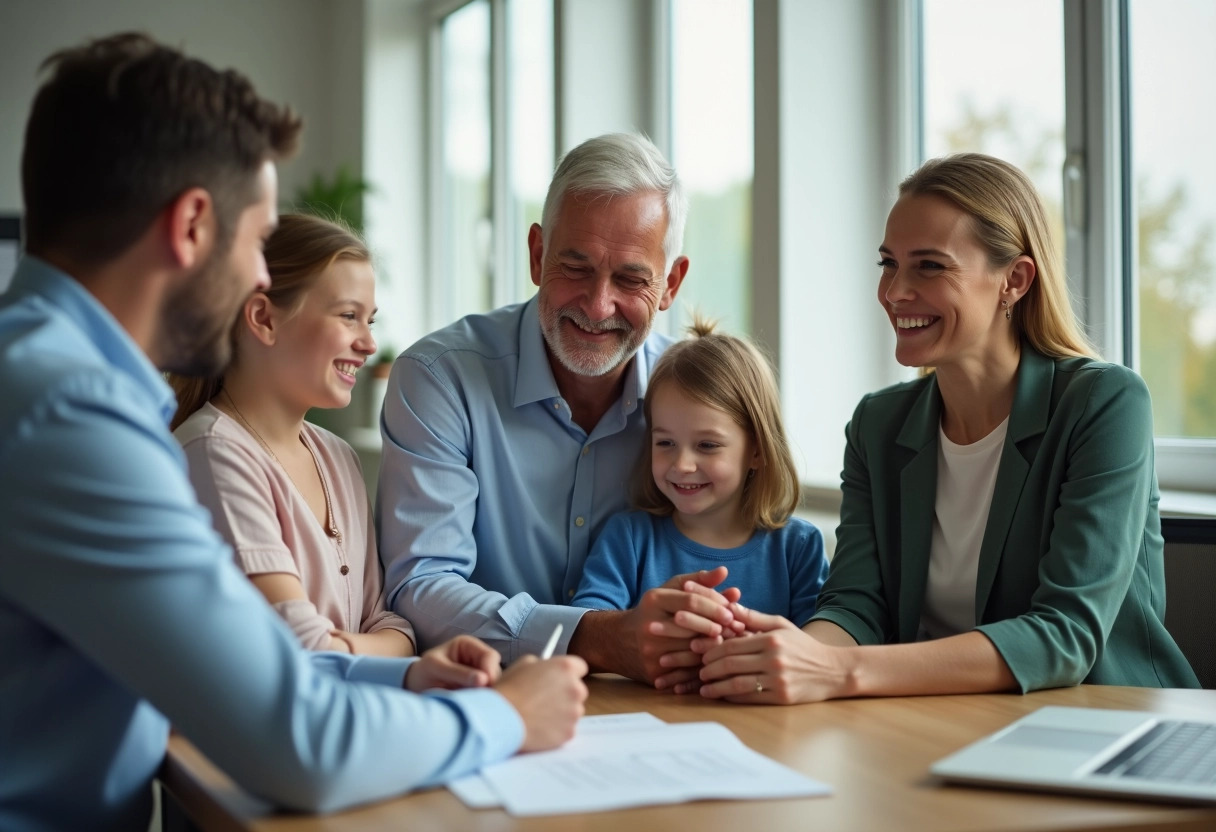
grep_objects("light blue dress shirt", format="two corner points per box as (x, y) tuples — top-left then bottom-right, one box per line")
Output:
(0, 258), (523, 832)
(572, 512), (829, 627)
(377, 297), (672, 662)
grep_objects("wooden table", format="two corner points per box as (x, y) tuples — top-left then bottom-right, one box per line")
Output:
(160, 677), (1216, 832)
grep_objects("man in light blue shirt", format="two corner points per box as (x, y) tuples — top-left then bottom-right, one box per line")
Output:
(0, 33), (586, 832)
(378, 134), (744, 688)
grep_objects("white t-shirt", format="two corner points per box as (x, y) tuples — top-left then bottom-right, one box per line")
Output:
(917, 416), (1009, 641)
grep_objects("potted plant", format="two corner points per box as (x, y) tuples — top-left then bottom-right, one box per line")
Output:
(293, 165), (373, 232)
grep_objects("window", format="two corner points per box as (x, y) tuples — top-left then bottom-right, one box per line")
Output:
(1128, 0), (1216, 442)
(922, 0), (1065, 248)
(668, 0), (754, 336)
(432, 0), (554, 329)
(409, 1), (1213, 499)
(436, 0), (492, 326)
(919, 0), (1215, 496)
(505, 0), (555, 304)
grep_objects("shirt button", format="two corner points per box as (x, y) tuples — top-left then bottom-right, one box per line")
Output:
(553, 402), (560, 409)
(340, 565), (350, 576)
(581, 446), (589, 456)
(568, 589), (575, 598)
(574, 516), (585, 527)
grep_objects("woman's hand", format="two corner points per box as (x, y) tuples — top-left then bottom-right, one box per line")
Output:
(404, 635), (503, 692)
(697, 604), (856, 704)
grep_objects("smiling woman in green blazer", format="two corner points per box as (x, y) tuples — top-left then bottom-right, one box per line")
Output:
(697, 153), (1199, 703)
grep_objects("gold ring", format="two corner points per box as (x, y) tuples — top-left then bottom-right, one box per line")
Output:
(755, 677), (764, 693)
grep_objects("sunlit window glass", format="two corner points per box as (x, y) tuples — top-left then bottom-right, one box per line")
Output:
(508, 0), (554, 302)
(1129, 0), (1216, 439)
(922, 0), (1065, 248)
(670, 0), (754, 335)
(440, 0), (492, 323)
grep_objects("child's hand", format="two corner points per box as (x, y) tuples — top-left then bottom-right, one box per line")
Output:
(681, 580), (746, 634)
(404, 635), (502, 692)
(642, 568), (742, 640)
(639, 567), (746, 693)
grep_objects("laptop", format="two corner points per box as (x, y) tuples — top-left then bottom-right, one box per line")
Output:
(930, 706), (1216, 804)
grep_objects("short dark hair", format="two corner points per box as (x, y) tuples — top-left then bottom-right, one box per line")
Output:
(21, 32), (302, 265)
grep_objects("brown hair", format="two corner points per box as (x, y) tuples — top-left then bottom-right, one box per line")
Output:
(899, 153), (1097, 359)
(633, 318), (800, 530)
(22, 32), (302, 265)
(169, 214), (370, 429)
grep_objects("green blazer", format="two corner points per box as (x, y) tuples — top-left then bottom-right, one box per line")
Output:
(813, 346), (1199, 692)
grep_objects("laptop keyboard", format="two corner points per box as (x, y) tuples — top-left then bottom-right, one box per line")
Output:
(1094, 721), (1216, 785)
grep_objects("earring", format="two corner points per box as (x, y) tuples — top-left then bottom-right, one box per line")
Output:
(1002, 300), (1012, 321)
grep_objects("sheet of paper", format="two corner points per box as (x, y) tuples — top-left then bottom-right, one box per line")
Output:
(570, 711), (667, 735)
(447, 772), (502, 809)
(447, 712), (667, 809)
(479, 720), (831, 816)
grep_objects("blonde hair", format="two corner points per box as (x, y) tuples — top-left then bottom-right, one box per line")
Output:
(169, 213), (370, 429)
(633, 318), (800, 530)
(900, 153), (1097, 360)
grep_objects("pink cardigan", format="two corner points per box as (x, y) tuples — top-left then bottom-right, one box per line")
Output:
(176, 403), (414, 651)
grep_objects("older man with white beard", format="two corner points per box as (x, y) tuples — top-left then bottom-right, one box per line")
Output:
(378, 133), (745, 689)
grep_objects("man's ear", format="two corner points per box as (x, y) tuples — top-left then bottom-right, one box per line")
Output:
(166, 187), (215, 269)
(658, 255), (690, 311)
(242, 293), (278, 347)
(528, 223), (544, 287)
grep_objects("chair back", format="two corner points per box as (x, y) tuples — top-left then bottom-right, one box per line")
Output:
(1162, 518), (1216, 689)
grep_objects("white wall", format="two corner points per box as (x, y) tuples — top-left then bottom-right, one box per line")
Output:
(0, 0), (365, 214)
(557, 0), (658, 153)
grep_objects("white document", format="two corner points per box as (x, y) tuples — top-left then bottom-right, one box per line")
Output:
(448, 712), (667, 809)
(474, 719), (831, 816)
(447, 771), (502, 809)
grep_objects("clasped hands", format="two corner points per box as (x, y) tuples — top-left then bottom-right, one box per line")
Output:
(629, 566), (834, 704)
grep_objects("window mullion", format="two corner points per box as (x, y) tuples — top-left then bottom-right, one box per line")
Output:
(1063, 0), (1126, 365)
(426, 5), (447, 332)
(490, 0), (512, 309)
(895, 0), (923, 179)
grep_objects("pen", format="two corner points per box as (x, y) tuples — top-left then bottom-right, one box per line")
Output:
(539, 623), (563, 660)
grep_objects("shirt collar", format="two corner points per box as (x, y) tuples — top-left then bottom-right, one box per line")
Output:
(514, 296), (561, 407)
(512, 295), (648, 416)
(9, 256), (177, 424)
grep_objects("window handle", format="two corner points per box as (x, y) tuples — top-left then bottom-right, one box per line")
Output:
(1063, 152), (1086, 232)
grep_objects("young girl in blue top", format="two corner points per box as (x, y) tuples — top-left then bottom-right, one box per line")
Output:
(572, 319), (828, 631)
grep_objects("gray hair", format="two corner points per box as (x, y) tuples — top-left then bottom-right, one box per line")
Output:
(540, 133), (687, 273)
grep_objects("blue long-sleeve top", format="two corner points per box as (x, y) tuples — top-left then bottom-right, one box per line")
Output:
(572, 511), (828, 626)
(0, 258), (524, 832)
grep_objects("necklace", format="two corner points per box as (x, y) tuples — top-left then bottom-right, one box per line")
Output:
(220, 389), (344, 549)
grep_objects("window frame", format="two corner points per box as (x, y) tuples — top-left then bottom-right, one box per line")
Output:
(426, 0), (557, 333)
(1070, 0), (1215, 496)
(915, 0), (1214, 497)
